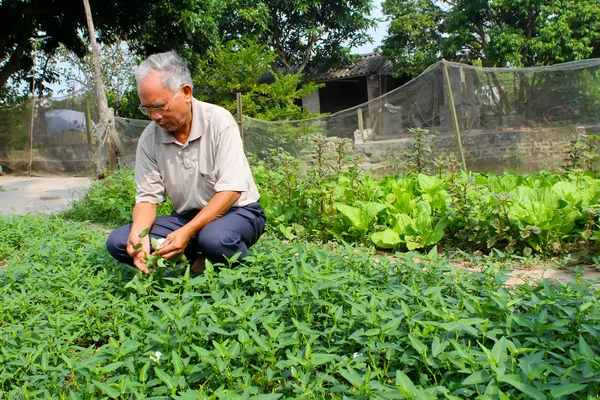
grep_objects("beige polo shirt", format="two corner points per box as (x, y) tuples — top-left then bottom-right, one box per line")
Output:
(134, 98), (260, 214)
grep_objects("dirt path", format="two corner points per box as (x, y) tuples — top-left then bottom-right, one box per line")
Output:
(0, 174), (91, 215)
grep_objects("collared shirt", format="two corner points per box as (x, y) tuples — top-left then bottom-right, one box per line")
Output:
(134, 98), (260, 214)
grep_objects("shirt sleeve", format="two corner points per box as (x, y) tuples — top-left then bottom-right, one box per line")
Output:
(135, 132), (165, 204)
(214, 121), (251, 193)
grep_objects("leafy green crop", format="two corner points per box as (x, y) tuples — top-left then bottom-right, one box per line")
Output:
(2, 215), (600, 398)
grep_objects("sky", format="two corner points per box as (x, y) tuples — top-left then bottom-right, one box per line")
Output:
(352, 0), (388, 55)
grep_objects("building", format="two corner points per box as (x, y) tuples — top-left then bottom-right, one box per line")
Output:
(301, 53), (408, 114)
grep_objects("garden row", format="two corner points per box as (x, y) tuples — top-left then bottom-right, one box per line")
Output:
(66, 142), (600, 257)
(1, 215), (600, 398)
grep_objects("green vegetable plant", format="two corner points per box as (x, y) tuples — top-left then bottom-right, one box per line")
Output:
(371, 201), (450, 250)
(134, 227), (189, 276)
(3, 215), (600, 398)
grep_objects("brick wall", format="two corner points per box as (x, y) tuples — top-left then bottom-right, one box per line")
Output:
(356, 125), (599, 174)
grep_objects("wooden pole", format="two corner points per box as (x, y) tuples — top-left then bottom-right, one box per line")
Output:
(442, 62), (467, 171)
(83, 0), (118, 174)
(27, 40), (37, 176)
(236, 92), (244, 142)
(357, 108), (364, 141)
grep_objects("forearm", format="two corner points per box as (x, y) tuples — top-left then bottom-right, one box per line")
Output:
(131, 202), (158, 234)
(183, 191), (241, 237)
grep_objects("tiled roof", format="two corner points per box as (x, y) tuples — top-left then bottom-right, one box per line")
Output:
(303, 53), (395, 82)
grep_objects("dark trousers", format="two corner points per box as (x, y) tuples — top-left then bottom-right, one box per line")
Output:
(106, 202), (266, 266)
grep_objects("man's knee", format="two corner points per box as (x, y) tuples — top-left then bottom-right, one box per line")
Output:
(196, 227), (247, 264)
(106, 225), (132, 264)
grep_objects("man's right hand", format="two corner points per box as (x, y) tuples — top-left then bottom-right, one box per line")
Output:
(127, 231), (151, 274)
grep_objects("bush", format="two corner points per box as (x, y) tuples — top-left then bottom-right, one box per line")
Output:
(63, 168), (173, 227)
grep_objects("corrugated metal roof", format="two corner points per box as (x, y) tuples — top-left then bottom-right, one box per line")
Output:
(304, 53), (395, 82)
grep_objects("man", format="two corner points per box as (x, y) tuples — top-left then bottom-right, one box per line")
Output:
(106, 51), (265, 273)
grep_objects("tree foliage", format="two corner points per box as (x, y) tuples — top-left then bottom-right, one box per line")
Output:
(0, 0), (155, 94)
(382, 0), (600, 76)
(195, 39), (321, 120)
(218, 0), (377, 74)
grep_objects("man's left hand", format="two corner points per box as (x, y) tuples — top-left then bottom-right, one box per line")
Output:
(154, 227), (193, 260)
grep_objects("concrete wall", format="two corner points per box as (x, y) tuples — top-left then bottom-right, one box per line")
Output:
(356, 125), (598, 174)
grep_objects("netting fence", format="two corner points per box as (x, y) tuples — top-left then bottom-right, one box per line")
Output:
(1, 59), (599, 176)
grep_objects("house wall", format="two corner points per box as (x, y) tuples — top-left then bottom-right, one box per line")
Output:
(302, 90), (321, 114)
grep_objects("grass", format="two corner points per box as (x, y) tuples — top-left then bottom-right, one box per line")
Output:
(2, 214), (600, 399)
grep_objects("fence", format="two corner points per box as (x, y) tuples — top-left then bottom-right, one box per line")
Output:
(1, 59), (600, 175)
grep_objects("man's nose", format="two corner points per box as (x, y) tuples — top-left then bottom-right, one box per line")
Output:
(149, 111), (162, 121)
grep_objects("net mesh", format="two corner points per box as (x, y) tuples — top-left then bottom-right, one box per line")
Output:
(1, 58), (599, 175)
(0, 90), (99, 175)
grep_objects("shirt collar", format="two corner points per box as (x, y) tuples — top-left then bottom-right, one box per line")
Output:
(155, 97), (204, 144)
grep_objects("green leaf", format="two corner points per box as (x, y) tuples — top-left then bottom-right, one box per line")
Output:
(549, 383), (587, 397)
(154, 367), (177, 390)
(431, 336), (448, 357)
(498, 374), (545, 400)
(579, 335), (594, 359)
(310, 353), (337, 366)
(463, 370), (492, 385)
(93, 380), (120, 399)
(439, 318), (486, 333)
(408, 333), (427, 355)
(395, 370), (418, 393)
(371, 229), (402, 249)
(335, 203), (363, 229)
(339, 367), (364, 387)
(138, 228), (150, 238)
(172, 350), (184, 376)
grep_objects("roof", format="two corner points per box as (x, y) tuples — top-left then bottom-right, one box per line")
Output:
(303, 53), (396, 82)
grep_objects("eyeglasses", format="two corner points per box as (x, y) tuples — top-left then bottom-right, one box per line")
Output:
(138, 90), (179, 117)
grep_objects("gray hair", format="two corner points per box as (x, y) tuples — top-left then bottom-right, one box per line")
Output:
(135, 50), (193, 92)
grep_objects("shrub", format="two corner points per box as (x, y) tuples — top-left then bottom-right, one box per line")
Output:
(63, 168), (173, 226)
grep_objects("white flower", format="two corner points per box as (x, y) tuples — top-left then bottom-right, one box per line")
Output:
(353, 352), (359, 359)
(156, 238), (166, 247)
(150, 351), (162, 364)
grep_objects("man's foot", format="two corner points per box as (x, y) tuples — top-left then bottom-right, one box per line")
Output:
(190, 256), (206, 274)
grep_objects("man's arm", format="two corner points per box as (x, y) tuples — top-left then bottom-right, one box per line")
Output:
(127, 202), (158, 273)
(154, 191), (241, 260)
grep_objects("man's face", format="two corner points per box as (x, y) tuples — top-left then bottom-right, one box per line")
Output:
(138, 70), (192, 132)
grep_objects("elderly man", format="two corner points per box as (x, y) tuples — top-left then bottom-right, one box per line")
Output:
(106, 51), (265, 273)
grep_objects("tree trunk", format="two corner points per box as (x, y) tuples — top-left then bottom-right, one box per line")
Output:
(82, 0), (119, 176)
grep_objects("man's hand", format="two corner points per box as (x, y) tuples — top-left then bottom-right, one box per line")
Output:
(154, 226), (193, 260)
(127, 231), (151, 274)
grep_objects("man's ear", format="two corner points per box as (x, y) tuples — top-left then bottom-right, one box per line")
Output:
(181, 84), (193, 102)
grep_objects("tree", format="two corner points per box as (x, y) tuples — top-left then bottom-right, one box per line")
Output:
(381, 0), (600, 75)
(218, 0), (377, 74)
(132, 0), (224, 77)
(0, 0), (155, 95)
(194, 39), (320, 120)
(51, 42), (137, 116)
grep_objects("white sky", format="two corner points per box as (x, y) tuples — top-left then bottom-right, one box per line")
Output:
(352, 0), (388, 54)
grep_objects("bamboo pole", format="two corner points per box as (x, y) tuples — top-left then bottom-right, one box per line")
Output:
(442, 62), (467, 171)
(27, 40), (37, 176)
(236, 92), (244, 142)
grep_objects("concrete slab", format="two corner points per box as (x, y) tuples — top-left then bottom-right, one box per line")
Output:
(0, 175), (92, 215)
